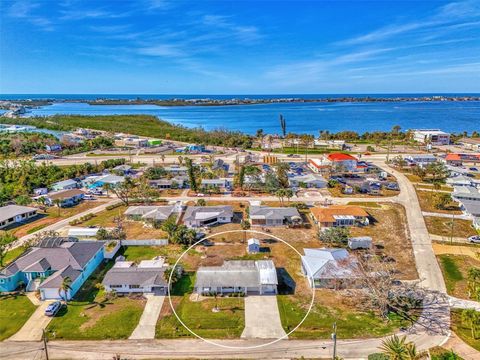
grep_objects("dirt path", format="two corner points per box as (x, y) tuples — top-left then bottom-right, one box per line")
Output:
(432, 243), (480, 259)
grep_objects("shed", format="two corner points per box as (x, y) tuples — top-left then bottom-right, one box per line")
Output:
(348, 236), (372, 250)
(247, 238), (260, 253)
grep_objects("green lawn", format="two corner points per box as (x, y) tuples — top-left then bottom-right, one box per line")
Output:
(437, 254), (479, 300)
(451, 309), (480, 351)
(277, 296), (414, 339)
(2, 247), (25, 266)
(46, 261), (144, 340)
(156, 296), (245, 339)
(0, 294), (37, 340)
(171, 273), (195, 296)
(347, 201), (382, 208)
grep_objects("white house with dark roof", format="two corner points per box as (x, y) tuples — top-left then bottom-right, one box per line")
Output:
(301, 248), (359, 289)
(0, 239), (104, 299)
(102, 258), (168, 295)
(0, 205), (38, 230)
(43, 189), (85, 207)
(452, 186), (480, 203)
(289, 173), (327, 189)
(183, 206), (233, 228)
(125, 205), (180, 224)
(249, 205), (302, 226)
(194, 260), (278, 295)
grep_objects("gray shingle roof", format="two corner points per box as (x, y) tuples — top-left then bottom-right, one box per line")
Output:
(39, 265), (82, 289)
(0, 205), (37, 223)
(249, 206), (300, 220)
(183, 206), (233, 221)
(102, 267), (167, 287)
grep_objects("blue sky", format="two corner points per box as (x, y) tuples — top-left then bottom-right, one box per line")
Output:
(1, 0), (479, 94)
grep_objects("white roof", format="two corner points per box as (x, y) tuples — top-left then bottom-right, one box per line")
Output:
(113, 261), (134, 268)
(0, 205), (37, 223)
(138, 258), (165, 268)
(247, 238), (260, 246)
(67, 227), (100, 237)
(255, 260), (278, 285)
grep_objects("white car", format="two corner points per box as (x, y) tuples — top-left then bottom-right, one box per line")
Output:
(468, 235), (480, 244)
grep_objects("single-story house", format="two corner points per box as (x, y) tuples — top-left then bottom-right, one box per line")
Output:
(348, 236), (372, 250)
(444, 153), (480, 166)
(301, 248), (359, 289)
(308, 158), (330, 174)
(45, 144), (62, 152)
(125, 205), (178, 224)
(459, 200), (480, 218)
(86, 174), (125, 189)
(112, 164), (133, 175)
(247, 238), (260, 253)
(44, 189), (85, 207)
(183, 206), (233, 227)
(201, 178), (234, 189)
(289, 174), (327, 188)
(33, 187), (48, 196)
(0, 239), (104, 300)
(102, 258), (168, 294)
(310, 205), (369, 228)
(326, 153), (359, 172)
(148, 177), (186, 189)
(457, 137), (480, 151)
(446, 175), (476, 187)
(67, 227), (101, 239)
(194, 260), (278, 295)
(51, 179), (79, 191)
(452, 186), (480, 203)
(0, 205), (38, 230)
(405, 154), (437, 167)
(249, 205), (302, 226)
(164, 166), (188, 175)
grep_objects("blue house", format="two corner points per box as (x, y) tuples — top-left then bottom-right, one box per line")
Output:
(0, 238), (104, 300)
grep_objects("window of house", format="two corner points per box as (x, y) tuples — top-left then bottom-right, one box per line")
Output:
(110, 285), (123, 288)
(129, 285), (140, 289)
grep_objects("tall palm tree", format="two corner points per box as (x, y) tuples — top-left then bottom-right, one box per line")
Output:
(58, 276), (72, 302)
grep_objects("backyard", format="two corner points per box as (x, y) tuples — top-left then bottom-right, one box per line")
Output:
(0, 294), (37, 340)
(437, 254), (480, 300)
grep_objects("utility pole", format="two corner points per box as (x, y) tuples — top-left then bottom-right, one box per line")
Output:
(450, 213), (455, 244)
(331, 322), (337, 360)
(42, 329), (49, 360)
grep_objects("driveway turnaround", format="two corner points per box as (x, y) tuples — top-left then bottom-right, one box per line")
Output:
(241, 296), (287, 339)
(8, 301), (54, 341)
(129, 295), (165, 340)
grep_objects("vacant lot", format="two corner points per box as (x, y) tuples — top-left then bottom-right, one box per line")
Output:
(0, 294), (37, 340)
(437, 254), (480, 300)
(277, 293), (413, 339)
(350, 203), (418, 280)
(156, 296), (245, 339)
(46, 262), (145, 340)
(451, 309), (480, 351)
(122, 245), (201, 270)
(425, 216), (477, 238)
(416, 190), (462, 214)
(81, 204), (168, 239)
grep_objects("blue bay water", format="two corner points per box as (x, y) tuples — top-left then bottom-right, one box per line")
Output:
(23, 100), (480, 135)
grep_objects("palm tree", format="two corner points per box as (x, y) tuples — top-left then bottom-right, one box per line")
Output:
(161, 154), (165, 164)
(240, 220), (251, 244)
(178, 155), (184, 165)
(53, 198), (62, 216)
(58, 276), (72, 302)
(380, 335), (408, 360)
(461, 308), (479, 339)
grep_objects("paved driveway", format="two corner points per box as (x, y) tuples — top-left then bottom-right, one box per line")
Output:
(129, 295), (165, 340)
(241, 296), (287, 339)
(8, 301), (55, 341)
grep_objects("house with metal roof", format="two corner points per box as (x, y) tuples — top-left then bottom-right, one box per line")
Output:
(51, 179), (79, 191)
(0, 240), (104, 299)
(183, 206), (233, 228)
(289, 173), (327, 189)
(102, 259), (168, 295)
(452, 186), (480, 202)
(148, 176), (186, 189)
(0, 205), (38, 230)
(301, 248), (359, 289)
(125, 205), (179, 224)
(194, 260), (278, 295)
(249, 205), (302, 226)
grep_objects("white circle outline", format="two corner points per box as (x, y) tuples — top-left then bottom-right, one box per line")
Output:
(167, 229), (316, 349)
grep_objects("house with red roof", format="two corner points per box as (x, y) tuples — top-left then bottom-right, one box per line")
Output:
(444, 153), (480, 166)
(326, 153), (359, 172)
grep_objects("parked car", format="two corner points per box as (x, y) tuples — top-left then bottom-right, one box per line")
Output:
(469, 167), (478, 172)
(468, 235), (480, 244)
(45, 301), (62, 316)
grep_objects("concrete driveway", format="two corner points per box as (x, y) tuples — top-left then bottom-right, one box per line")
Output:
(129, 295), (165, 340)
(241, 296), (287, 339)
(8, 300), (55, 341)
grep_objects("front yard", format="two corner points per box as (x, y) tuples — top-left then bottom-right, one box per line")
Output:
(277, 294), (414, 339)
(437, 254), (480, 300)
(156, 296), (245, 339)
(46, 261), (145, 340)
(425, 216), (478, 238)
(0, 294), (37, 340)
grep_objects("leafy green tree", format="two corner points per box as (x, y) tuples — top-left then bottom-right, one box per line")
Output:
(274, 162), (290, 188)
(467, 267), (480, 301)
(164, 266), (181, 286)
(196, 199), (206, 206)
(318, 227), (350, 246)
(185, 158), (198, 192)
(105, 177), (136, 206)
(433, 192), (452, 210)
(461, 309), (480, 339)
(144, 166), (167, 180)
(161, 216), (178, 242)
